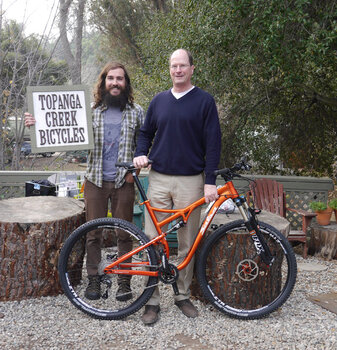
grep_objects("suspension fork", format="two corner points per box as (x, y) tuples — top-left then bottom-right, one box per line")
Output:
(234, 196), (275, 266)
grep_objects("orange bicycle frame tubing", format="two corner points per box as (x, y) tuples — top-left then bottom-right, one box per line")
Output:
(103, 181), (240, 276)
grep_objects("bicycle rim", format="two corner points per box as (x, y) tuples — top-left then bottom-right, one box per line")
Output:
(196, 220), (297, 319)
(58, 218), (158, 320)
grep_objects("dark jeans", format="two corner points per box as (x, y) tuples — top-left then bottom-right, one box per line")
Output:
(84, 179), (135, 276)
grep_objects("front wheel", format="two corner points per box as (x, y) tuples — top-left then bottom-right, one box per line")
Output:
(58, 218), (158, 320)
(196, 220), (297, 319)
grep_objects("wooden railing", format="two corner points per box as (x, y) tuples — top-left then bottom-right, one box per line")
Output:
(0, 171), (334, 230)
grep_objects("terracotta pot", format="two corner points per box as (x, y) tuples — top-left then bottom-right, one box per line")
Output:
(315, 208), (332, 226)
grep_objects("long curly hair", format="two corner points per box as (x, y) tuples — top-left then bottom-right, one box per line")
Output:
(93, 62), (134, 109)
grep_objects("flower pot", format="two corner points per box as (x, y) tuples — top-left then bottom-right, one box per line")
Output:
(315, 208), (332, 226)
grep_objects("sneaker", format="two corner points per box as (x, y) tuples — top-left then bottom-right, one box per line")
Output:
(116, 283), (133, 301)
(141, 305), (160, 325)
(174, 299), (198, 318)
(84, 275), (101, 300)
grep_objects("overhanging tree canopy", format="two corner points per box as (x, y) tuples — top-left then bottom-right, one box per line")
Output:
(135, 0), (337, 176)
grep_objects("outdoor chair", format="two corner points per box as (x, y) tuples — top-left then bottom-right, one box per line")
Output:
(248, 178), (316, 258)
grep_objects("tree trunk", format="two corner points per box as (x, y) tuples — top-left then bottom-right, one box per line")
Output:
(191, 229), (283, 307)
(59, 0), (86, 84)
(0, 197), (85, 301)
(308, 223), (337, 260)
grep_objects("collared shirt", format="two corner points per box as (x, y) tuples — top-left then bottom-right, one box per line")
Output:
(85, 102), (144, 188)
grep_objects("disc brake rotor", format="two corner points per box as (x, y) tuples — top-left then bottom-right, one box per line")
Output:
(236, 259), (259, 281)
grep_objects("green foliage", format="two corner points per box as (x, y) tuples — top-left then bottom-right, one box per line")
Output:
(0, 20), (69, 169)
(328, 198), (337, 210)
(0, 20), (69, 107)
(88, 0), (171, 64)
(87, 0), (174, 108)
(134, 0), (337, 175)
(309, 201), (327, 212)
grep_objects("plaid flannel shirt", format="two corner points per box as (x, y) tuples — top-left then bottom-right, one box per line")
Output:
(85, 102), (144, 188)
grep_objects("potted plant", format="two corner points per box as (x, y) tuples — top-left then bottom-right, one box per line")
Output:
(309, 201), (332, 225)
(328, 198), (337, 222)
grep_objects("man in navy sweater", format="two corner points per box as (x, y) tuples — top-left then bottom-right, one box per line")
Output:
(133, 48), (221, 325)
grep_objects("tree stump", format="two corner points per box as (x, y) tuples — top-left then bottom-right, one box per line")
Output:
(0, 196), (85, 301)
(308, 222), (337, 260)
(191, 210), (290, 306)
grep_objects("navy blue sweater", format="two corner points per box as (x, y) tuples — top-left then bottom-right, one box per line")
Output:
(135, 87), (221, 184)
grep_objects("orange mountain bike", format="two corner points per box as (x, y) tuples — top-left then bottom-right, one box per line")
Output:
(58, 158), (297, 320)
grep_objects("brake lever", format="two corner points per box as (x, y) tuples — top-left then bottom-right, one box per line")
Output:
(243, 163), (252, 171)
(239, 156), (252, 171)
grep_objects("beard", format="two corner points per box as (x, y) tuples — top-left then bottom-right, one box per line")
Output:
(103, 88), (128, 111)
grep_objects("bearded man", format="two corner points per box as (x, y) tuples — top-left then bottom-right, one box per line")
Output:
(24, 62), (144, 302)
(83, 62), (144, 301)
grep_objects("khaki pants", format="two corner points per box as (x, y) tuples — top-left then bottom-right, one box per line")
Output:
(84, 179), (135, 276)
(144, 170), (204, 305)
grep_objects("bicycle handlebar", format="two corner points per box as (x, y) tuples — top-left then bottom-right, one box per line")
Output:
(115, 160), (153, 171)
(214, 156), (252, 179)
(116, 157), (250, 181)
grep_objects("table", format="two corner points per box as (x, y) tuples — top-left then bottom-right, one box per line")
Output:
(0, 196), (85, 301)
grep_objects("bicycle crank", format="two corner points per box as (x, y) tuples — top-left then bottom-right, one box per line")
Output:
(158, 263), (179, 284)
(158, 263), (180, 295)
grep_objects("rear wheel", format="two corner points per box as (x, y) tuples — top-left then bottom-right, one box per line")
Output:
(196, 220), (297, 319)
(58, 218), (158, 320)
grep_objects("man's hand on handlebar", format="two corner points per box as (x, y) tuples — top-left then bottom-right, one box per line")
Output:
(133, 155), (151, 169)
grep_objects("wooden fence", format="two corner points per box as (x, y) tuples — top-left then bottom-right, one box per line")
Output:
(0, 170), (334, 230)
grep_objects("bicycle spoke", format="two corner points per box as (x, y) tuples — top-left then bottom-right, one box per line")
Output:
(58, 218), (158, 320)
(197, 220), (297, 319)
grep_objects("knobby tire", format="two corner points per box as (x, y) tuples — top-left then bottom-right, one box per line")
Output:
(58, 218), (158, 320)
(196, 220), (297, 320)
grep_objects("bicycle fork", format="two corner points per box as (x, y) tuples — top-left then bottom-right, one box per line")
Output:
(234, 197), (275, 266)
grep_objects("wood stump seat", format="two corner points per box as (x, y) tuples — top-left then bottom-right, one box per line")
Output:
(191, 210), (290, 305)
(0, 196), (85, 301)
(308, 222), (337, 260)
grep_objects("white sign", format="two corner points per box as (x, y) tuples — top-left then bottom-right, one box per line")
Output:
(27, 85), (93, 153)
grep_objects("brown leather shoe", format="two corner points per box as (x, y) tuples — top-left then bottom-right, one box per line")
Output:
(141, 305), (160, 325)
(84, 275), (101, 300)
(116, 283), (132, 301)
(174, 299), (198, 318)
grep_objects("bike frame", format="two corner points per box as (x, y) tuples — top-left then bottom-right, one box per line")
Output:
(103, 173), (243, 277)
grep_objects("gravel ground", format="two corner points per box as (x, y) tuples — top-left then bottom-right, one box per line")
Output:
(0, 254), (336, 350)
